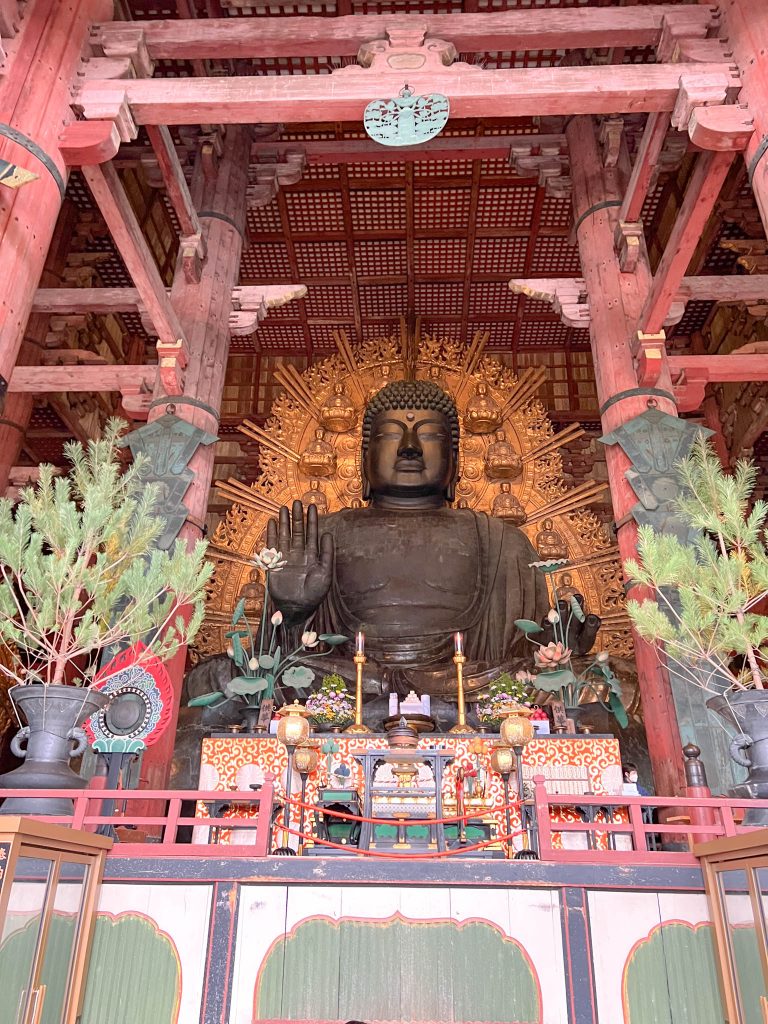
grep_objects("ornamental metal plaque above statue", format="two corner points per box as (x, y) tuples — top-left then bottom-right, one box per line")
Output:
(364, 85), (449, 147)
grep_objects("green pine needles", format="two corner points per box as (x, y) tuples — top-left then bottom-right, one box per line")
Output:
(0, 419), (213, 688)
(625, 435), (768, 692)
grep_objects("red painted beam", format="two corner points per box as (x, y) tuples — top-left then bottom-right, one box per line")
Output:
(619, 112), (671, 224)
(146, 124), (200, 239)
(58, 120), (121, 166)
(92, 6), (714, 60)
(76, 61), (740, 126)
(640, 150), (735, 335)
(81, 161), (187, 350)
(9, 364), (156, 393)
(669, 353), (768, 383)
(253, 134), (565, 166)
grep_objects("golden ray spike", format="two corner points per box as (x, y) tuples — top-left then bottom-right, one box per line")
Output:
(461, 329), (484, 373)
(206, 546), (263, 569)
(238, 420), (299, 463)
(525, 481), (609, 524)
(215, 485), (281, 520)
(284, 362), (321, 414)
(464, 330), (489, 377)
(333, 329), (366, 404)
(219, 477), (282, 512)
(522, 424), (586, 464)
(217, 479), (282, 514)
(501, 367), (547, 418)
(273, 365), (321, 419)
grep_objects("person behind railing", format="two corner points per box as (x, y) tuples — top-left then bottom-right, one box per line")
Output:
(622, 762), (657, 850)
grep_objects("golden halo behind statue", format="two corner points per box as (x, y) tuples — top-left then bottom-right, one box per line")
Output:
(197, 327), (632, 661)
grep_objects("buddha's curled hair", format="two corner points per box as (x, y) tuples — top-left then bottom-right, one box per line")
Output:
(361, 379), (460, 461)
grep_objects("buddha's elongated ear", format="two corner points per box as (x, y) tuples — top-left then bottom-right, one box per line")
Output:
(446, 455), (458, 503)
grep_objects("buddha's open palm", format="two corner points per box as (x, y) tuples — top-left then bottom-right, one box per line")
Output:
(265, 501), (334, 623)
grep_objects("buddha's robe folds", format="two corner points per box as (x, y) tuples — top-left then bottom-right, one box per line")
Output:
(308, 506), (548, 681)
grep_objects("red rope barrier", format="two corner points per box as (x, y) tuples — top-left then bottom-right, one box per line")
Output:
(281, 793), (522, 827)
(275, 821), (526, 859)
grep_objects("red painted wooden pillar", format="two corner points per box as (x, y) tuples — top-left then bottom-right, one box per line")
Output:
(721, 0), (768, 237)
(139, 127), (250, 790)
(0, 200), (78, 492)
(567, 116), (685, 797)
(0, 0), (111, 393)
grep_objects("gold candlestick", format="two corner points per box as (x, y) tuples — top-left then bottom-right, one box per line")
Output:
(345, 651), (373, 734)
(449, 651), (477, 734)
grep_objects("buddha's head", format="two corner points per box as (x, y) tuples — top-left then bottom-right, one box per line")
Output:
(361, 379), (460, 505)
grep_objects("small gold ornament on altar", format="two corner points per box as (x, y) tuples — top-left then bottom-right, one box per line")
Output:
(484, 430), (522, 481)
(319, 383), (358, 434)
(465, 381), (503, 435)
(492, 482), (527, 525)
(535, 518), (569, 561)
(301, 480), (328, 515)
(298, 428), (337, 478)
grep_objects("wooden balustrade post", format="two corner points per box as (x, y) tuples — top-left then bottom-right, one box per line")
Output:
(567, 115), (685, 797)
(683, 743), (718, 846)
(255, 774), (276, 857)
(532, 775), (553, 857)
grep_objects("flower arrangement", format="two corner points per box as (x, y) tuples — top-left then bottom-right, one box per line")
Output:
(476, 671), (533, 726)
(188, 547), (346, 713)
(515, 565), (628, 728)
(305, 673), (355, 729)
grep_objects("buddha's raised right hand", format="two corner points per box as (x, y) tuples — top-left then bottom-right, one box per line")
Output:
(265, 500), (334, 624)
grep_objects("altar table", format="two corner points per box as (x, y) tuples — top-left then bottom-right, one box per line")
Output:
(196, 733), (623, 852)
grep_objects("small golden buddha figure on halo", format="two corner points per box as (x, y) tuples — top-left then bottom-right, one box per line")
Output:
(484, 429), (523, 481)
(298, 427), (337, 478)
(465, 381), (503, 435)
(426, 364), (452, 398)
(535, 518), (569, 561)
(492, 481), (527, 525)
(300, 479), (328, 515)
(556, 572), (579, 602)
(367, 363), (392, 401)
(319, 383), (358, 434)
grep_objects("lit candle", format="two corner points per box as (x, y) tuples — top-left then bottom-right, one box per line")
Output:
(356, 631), (365, 656)
(454, 631), (464, 655)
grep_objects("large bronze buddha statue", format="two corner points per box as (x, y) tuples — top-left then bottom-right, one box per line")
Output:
(265, 380), (547, 692)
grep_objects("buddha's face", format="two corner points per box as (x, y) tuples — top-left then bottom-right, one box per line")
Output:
(364, 406), (455, 502)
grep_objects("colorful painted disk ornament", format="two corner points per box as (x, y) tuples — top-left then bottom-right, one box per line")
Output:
(85, 643), (173, 747)
(364, 85), (450, 147)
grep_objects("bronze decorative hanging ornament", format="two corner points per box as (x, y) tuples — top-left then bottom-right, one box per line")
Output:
(364, 84), (450, 147)
(203, 327), (633, 677)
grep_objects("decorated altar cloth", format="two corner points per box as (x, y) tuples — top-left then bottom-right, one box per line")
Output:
(196, 733), (623, 851)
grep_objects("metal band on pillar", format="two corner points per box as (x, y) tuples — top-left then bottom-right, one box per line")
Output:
(198, 210), (245, 239)
(147, 395), (221, 422)
(0, 124), (67, 200)
(573, 199), (622, 236)
(600, 387), (675, 416)
(748, 135), (768, 184)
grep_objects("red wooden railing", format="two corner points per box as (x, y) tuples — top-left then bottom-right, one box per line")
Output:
(2, 776), (765, 863)
(0, 781), (276, 857)
(531, 775), (768, 865)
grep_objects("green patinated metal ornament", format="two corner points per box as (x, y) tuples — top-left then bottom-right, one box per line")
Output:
(120, 412), (217, 549)
(364, 84), (450, 147)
